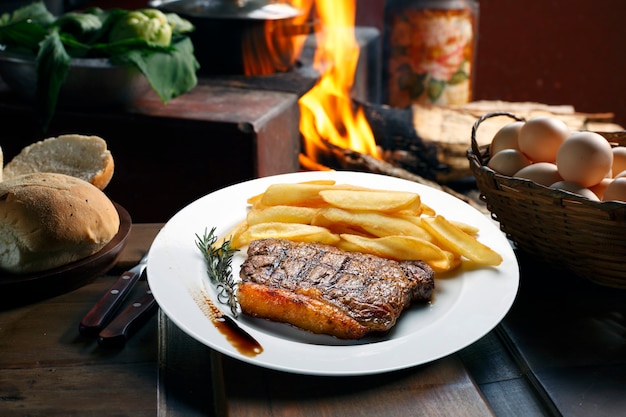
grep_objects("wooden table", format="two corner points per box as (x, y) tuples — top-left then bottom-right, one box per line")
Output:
(1, 223), (622, 416)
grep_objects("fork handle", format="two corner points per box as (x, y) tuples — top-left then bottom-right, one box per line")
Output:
(79, 270), (142, 336)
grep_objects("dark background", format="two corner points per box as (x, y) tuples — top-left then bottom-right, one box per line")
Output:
(5, 0), (623, 127)
(357, 0), (626, 128)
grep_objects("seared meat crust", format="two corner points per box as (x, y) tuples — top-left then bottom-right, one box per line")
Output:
(238, 238), (435, 339)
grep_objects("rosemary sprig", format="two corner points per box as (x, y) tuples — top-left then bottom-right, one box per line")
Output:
(195, 227), (239, 317)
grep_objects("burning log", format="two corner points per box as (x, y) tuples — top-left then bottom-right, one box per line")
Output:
(357, 100), (448, 181)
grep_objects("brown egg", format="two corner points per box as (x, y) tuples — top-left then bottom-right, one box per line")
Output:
(514, 162), (562, 186)
(590, 178), (612, 199)
(518, 116), (569, 162)
(611, 146), (626, 177)
(487, 149), (532, 176)
(550, 180), (600, 201)
(556, 131), (613, 188)
(602, 177), (626, 202)
(615, 170), (626, 179)
(490, 121), (524, 156)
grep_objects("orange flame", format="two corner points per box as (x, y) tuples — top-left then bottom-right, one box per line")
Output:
(298, 0), (381, 160)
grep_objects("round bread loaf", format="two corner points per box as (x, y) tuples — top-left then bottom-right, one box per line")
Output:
(0, 172), (120, 274)
(3, 134), (114, 190)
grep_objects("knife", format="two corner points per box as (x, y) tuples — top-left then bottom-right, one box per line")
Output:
(97, 280), (158, 348)
(79, 253), (149, 337)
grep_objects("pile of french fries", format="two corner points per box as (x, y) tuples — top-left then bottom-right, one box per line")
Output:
(220, 180), (502, 273)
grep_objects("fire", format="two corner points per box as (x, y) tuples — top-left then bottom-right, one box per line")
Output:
(243, 0), (381, 164)
(296, 0), (381, 162)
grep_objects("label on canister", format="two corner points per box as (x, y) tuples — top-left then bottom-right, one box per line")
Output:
(384, 5), (477, 107)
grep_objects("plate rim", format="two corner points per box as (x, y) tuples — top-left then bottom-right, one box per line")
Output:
(147, 171), (520, 376)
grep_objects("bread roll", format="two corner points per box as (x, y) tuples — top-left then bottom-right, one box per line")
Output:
(0, 173), (120, 274)
(3, 134), (114, 190)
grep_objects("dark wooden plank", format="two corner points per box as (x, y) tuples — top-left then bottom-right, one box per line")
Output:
(221, 350), (496, 417)
(0, 224), (160, 416)
(460, 331), (551, 417)
(0, 275), (158, 416)
(155, 299), (498, 417)
(157, 310), (228, 417)
(499, 251), (626, 417)
(1, 363), (156, 417)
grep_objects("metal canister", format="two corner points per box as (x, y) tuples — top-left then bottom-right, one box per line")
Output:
(383, 0), (479, 107)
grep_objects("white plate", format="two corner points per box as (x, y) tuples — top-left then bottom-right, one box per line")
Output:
(147, 171), (519, 376)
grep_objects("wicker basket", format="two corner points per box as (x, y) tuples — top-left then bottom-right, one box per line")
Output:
(467, 111), (626, 289)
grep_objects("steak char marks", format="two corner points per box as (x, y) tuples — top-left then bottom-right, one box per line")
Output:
(238, 238), (435, 339)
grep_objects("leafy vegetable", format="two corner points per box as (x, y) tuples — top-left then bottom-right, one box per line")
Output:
(0, 1), (199, 130)
(108, 9), (172, 47)
(195, 228), (240, 317)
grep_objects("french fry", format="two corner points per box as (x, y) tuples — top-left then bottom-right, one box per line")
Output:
(421, 215), (503, 266)
(313, 207), (434, 242)
(247, 180), (337, 206)
(247, 205), (319, 225)
(449, 220), (480, 235)
(419, 202), (436, 216)
(236, 222), (340, 247)
(246, 192), (264, 206)
(215, 220), (249, 249)
(260, 183), (335, 207)
(300, 180), (337, 185)
(339, 234), (454, 270)
(238, 181), (502, 274)
(319, 189), (421, 213)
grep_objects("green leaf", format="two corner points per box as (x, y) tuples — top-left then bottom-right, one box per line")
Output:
(448, 67), (469, 85)
(0, 2), (53, 52)
(427, 79), (446, 102)
(1, 3), (199, 131)
(166, 13), (195, 35)
(0, 20), (48, 52)
(36, 30), (71, 131)
(0, 1), (55, 26)
(55, 11), (104, 35)
(116, 36), (199, 103)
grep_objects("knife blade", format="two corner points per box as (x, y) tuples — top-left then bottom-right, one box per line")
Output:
(97, 280), (157, 348)
(79, 253), (149, 336)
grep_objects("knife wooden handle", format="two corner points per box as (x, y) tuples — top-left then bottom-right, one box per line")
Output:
(79, 270), (142, 336)
(97, 283), (157, 348)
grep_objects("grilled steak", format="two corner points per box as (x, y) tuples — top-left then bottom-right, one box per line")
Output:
(238, 238), (435, 339)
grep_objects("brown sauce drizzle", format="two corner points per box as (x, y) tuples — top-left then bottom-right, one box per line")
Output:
(192, 288), (263, 357)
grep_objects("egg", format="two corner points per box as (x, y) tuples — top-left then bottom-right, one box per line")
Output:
(556, 131), (613, 187)
(514, 162), (562, 186)
(590, 177), (612, 199)
(602, 177), (626, 202)
(487, 149), (532, 176)
(611, 146), (626, 177)
(615, 170), (626, 179)
(490, 121), (524, 155)
(550, 180), (600, 201)
(518, 116), (569, 162)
